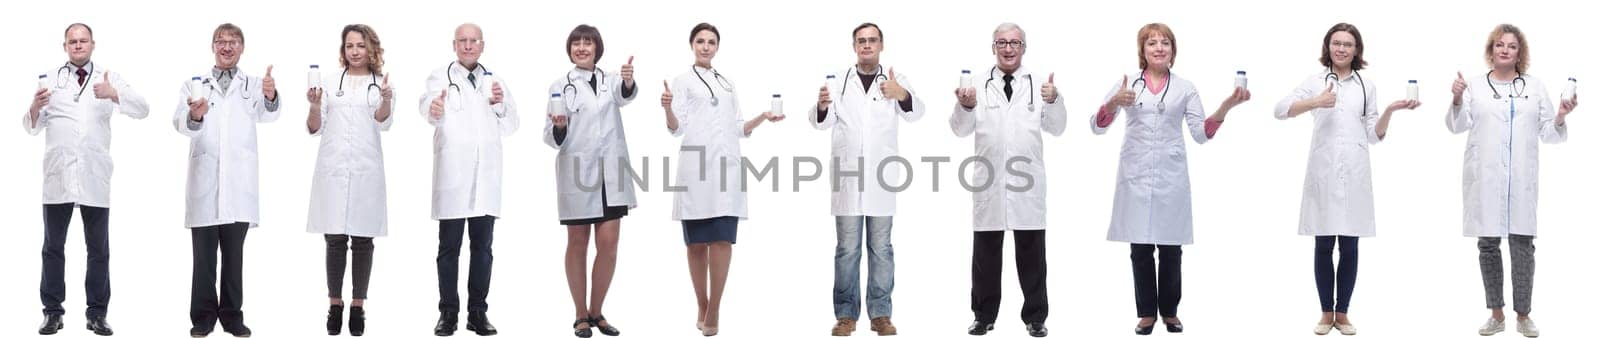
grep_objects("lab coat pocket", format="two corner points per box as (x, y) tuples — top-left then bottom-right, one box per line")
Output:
(187, 153), (218, 199)
(88, 153), (113, 187)
(42, 149), (72, 178)
(438, 147), (474, 191)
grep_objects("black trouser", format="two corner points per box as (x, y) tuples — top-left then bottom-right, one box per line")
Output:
(437, 216), (495, 313)
(40, 203), (111, 318)
(327, 235), (374, 299)
(971, 229), (1048, 324)
(1314, 236), (1358, 313)
(1131, 244), (1182, 318)
(191, 222), (249, 329)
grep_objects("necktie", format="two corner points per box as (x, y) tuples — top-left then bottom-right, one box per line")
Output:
(76, 69), (89, 87)
(467, 73), (478, 89)
(1002, 74), (1014, 102)
(588, 74), (598, 92)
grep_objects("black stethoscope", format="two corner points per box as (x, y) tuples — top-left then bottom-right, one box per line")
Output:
(336, 68), (382, 107)
(54, 62), (94, 102)
(446, 62), (492, 94)
(561, 68), (607, 113)
(692, 66), (733, 106)
(1130, 70), (1171, 111)
(1324, 69), (1370, 116)
(984, 66), (1034, 111)
(1485, 71), (1527, 100)
(840, 65), (890, 101)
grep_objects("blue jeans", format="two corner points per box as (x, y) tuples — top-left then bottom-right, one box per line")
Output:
(834, 216), (894, 320)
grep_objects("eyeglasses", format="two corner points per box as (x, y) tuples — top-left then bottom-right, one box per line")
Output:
(454, 38), (483, 45)
(213, 40), (241, 48)
(855, 37), (881, 45)
(1328, 41), (1356, 49)
(993, 39), (1025, 50)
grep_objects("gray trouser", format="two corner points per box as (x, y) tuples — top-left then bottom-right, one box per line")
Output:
(1478, 235), (1534, 314)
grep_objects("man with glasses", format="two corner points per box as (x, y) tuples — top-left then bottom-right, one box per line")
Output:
(809, 22), (924, 337)
(27, 22), (150, 336)
(173, 22), (279, 338)
(949, 22), (1065, 337)
(418, 23), (518, 337)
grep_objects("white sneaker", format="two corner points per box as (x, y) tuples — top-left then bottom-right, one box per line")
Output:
(1516, 318), (1539, 337)
(1478, 318), (1505, 336)
(1334, 322), (1358, 335)
(1313, 323), (1333, 335)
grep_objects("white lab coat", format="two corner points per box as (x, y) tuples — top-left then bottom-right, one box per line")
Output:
(1274, 70), (1382, 237)
(544, 67), (638, 221)
(1092, 72), (1210, 245)
(949, 66), (1068, 232)
(172, 69), (280, 228)
(1446, 73), (1566, 237)
(306, 70), (394, 237)
(668, 66), (748, 221)
(808, 66), (926, 217)
(24, 63), (150, 208)
(417, 62), (520, 220)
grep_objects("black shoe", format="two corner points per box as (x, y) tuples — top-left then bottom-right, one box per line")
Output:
(86, 316), (114, 336)
(573, 318), (593, 338)
(222, 323), (251, 337)
(39, 314), (64, 335)
(327, 304), (344, 335)
(349, 306), (366, 337)
(434, 312), (458, 336)
(190, 326), (214, 338)
(967, 321), (994, 336)
(1163, 318), (1183, 333)
(1026, 322), (1048, 337)
(466, 311), (497, 336)
(590, 315), (620, 336)
(1135, 323), (1155, 335)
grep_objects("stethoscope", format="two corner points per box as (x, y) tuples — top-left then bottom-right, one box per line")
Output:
(984, 66), (1034, 111)
(1485, 71), (1527, 100)
(1129, 70), (1171, 111)
(1324, 69), (1370, 116)
(335, 68), (382, 107)
(445, 62), (492, 94)
(561, 68), (608, 113)
(54, 62), (94, 103)
(692, 66), (733, 106)
(840, 65), (890, 101)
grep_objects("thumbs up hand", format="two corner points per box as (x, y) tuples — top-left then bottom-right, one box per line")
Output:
(1108, 75), (1136, 107)
(92, 70), (119, 103)
(660, 80), (674, 110)
(1451, 71), (1467, 102)
(380, 72), (394, 100)
(1312, 82), (1337, 109)
(1041, 72), (1058, 103)
(880, 67), (908, 101)
(430, 89), (447, 120)
(262, 65), (278, 101)
(621, 55), (636, 88)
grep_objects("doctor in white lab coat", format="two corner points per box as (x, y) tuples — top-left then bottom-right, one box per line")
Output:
(1446, 24), (1575, 337)
(305, 24), (393, 335)
(807, 23), (924, 335)
(25, 23), (149, 336)
(1272, 23), (1418, 336)
(542, 24), (635, 337)
(172, 23), (279, 337)
(1089, 23), (1250, 334)
(948, 23), (1065, 337)
(660, 23), (784, 337)
(419, 23), (516, 337)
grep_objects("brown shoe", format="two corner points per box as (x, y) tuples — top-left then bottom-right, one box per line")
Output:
(831, 318), (857, 336)
(870, 317), (897, 336)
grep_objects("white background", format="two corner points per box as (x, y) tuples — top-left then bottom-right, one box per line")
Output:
(0, 0), (1593, 337)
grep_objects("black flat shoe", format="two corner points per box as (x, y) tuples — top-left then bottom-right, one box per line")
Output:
(573, 318), (593, 338)
(1026, 322), (1048, 337)
(1135, 323), (1155, 335)
(466, 311), (497, 336)
(348, 306), (366, 336)
(222, 323), (251, 338)
(1163, 319), (1183, 333)
(327, 304), (344, 335)
(967, 321), (994, 336)
(86, 316), (114, 336)
(39, 314), (64, 335)
(590, 315), (620, 336)
(434, 312), (458, 337)
(190, 326), (214, 338)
